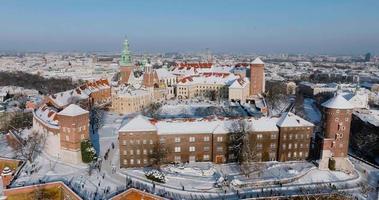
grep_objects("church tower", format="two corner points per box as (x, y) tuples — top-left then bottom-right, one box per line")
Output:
(119, 39), (133, 84)
(318, 93), (354, 171)
(250, 57), (265, 96)
(142, 61), (159, 89)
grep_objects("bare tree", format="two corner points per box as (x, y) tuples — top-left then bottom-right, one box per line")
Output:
(33, 185), (59, 200)
(265, 82), (288, 114)
(3, 111), (32, 132)
(296, 183), (354, 200)
(227, 120), (258, 177)
(148, 142), (168, 168)
(142, 102), (162, 119)
(293, 91), (305, 118)
(10, 131), (47, 163)
(90, 107), (105, 134)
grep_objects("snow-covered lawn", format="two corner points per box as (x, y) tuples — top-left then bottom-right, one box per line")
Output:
(121, 160), (355, 193)
(122, 168), (218, 191)
(292, 169), (353, 184)
(162, 162), (216, 177)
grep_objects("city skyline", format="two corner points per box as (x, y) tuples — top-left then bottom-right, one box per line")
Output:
(1, 0), (379, 54)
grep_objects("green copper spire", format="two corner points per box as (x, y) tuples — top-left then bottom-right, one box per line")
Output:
(120, 38), (132, 66)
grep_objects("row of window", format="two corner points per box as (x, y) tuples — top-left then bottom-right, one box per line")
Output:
(282, 143), (309, 150)
(122, 139), (154, 145)
(282, 133), (310, 140)
(122, 149), (153, 155)
(161, 136), (223, 143)
(255, 143), (276, 149)
(123, 158), (152, 165)
(123, 154), (212, 166)
(256, 134), (277, 140)
(334, 117), (349, 122)
(174, 155), (210, 162)
(65, 134), (85, 142)
(286, 151), (308, 158)
(62, 125), (87, 133)
(174, 146), (223, 153)
(172, 136), (223, 143)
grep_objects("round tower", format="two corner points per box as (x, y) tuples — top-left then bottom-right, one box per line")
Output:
(321, 94), (353, 158)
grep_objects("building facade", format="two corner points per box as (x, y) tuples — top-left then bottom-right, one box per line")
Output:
(228, 78), (250, 103)
(33, 104), (89, 164)
(118, 113), (313, 168)
(276, 112), (313, 162)
(32, 79), (108, 165)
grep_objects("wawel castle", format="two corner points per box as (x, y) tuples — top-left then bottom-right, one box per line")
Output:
(31, 39), (354, 172)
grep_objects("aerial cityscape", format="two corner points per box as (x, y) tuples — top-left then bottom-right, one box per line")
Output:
(0, 1), (379, 200)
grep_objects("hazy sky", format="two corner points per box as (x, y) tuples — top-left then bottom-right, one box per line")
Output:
(1, 0), (379, 54)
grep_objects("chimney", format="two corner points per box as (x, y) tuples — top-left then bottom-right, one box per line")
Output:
(1, 167), (13, 188)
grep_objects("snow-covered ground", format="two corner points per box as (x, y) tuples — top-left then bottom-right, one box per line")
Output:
(162, 162), (216, 177)
(0, 111), (133, 200)
(303, 98), (321, 124)
(2, 109), (377, 199)
(0, 134), (16, 158)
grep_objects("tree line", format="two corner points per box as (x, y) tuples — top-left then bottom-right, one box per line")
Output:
(0, 71), (80, 94)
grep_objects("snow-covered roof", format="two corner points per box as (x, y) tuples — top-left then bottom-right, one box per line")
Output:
(276, 112), (314, 127)
(321, 94), (354, 109)
(212, 120), (234, 134)
(157, 120), (220, 135)
(114, 86), (151, 97)
(251, 57), (264, 65)
(250, 117), (279, 132)
(177, 73), (238, 86)
(48, 79), (110, 108)
(155, 68), (176, 80)
(34, 105), (59, 128)
(119, 115), (157, 132)
(120, 113), (315, 135)
(229, 78), (249, 89)
(58, 104), (89, 116)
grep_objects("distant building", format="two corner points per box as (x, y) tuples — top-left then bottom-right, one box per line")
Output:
(119, 39), (134, 84)
(249, 57), (265, 96)
(176, 72), (238, 100)
(365, 52), (371, 62)
(228, 78), (250, 103)
(111, 86), (153, 114)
